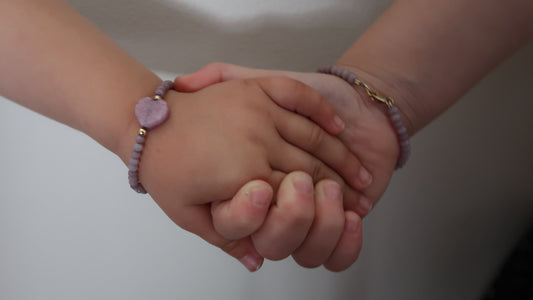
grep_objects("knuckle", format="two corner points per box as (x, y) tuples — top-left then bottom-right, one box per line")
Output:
(311, 160), (329, 183)
(307, 125), (326, 150)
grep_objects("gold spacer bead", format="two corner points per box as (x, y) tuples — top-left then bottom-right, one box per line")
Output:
(138, 128), (147, 136)
(153, 95), (162, 100)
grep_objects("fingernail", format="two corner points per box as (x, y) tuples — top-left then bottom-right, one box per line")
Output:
(324, 181), (342, 201)
(293, 174), (313, 194)
(357, 167), (372, 188)
(250, 186), (272, 208)
(345, 215), (360, 233)
(358, 196), (373, 214)
(333, 115), (345, 130)
(239, 254), (263, 272)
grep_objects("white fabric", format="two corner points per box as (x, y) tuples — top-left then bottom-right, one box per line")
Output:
(1, 1), (532, 299)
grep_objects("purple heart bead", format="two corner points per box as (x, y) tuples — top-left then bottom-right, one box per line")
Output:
(135, 97), (170, 130)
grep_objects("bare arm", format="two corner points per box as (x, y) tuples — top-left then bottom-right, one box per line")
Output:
(0, 0), (161, 158)
(0, 0), (365, 272)
(337, 0), (533, 135)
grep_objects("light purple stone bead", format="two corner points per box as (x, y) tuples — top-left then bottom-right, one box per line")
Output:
(135, 97), (169, 130)
(154, 80), (174, 97)
(347, 73), (358, 83)
(136, 135), (146, 144)
(133, 143), (143, 152)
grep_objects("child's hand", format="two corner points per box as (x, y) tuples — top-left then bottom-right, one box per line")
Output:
(118, 77), (365, 271)
(215, 171), (363, 272)
(175, 63), (400, 218)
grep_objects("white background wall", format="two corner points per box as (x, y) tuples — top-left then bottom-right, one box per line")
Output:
(1, 1), (532, 299)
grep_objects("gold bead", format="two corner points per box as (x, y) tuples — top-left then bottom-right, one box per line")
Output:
(153, 95), (162, 100)
(138, 128), (147, 136)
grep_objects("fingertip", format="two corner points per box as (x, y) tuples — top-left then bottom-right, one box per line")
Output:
(324, 211), (362, 272)
(344, 211), (362, 234)
(355, 196), (373, 218)
(174, 63), (227, 92)
(239, 251), (264, 272)
(332, 115), (346, 133)
(212, 181), (273, 240)
(173, 74), (191, 91)
(219, 238), (264, 272)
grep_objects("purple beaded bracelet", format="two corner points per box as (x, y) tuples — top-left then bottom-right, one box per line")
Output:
(317, 65), (411, 169)
(128, 80), (174, 193)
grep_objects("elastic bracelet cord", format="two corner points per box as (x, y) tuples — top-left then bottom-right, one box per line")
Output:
(128, 80), (174, 193)
(317, 65), (411, 169)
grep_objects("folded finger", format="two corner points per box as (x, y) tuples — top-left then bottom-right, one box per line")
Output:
(251, 171), (315, 261)
(272, 108), (371, 191)
(256, 76), (345, 135)
(324, 211), (363, 272)
(211, 180), (273, 240)
(292, 180), (345, 268)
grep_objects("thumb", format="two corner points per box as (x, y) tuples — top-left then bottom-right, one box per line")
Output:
(211, 180), (273, 240)
(174, 62), (255, 92)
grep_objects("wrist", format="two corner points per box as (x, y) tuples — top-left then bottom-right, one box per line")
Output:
(85, 74), (164, 164)
(334, 62), (419, 136)
(318, 64), (412, 168)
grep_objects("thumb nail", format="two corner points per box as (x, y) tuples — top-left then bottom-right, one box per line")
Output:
(249, 185), (272, 208)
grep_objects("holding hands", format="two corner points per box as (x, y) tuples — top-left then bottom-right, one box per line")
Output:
(126, 75), (371, 271)
(161, 63), (403, 271)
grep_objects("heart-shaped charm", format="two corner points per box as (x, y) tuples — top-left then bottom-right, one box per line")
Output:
(135, 97), (170, 130)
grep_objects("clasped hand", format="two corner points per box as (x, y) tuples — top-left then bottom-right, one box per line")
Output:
(139, 64), (398, 272)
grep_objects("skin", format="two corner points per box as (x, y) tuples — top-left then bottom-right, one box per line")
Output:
(175, 0), (533, 271)
(0, 0), (366, 272)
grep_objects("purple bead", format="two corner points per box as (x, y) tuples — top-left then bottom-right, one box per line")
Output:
(136, 135), (146, 144)
(341, 69), (351, 81)
(154, 80), (174, 97)
(331, 65), (342, 75)
(397, 127), (407, 135)
(129, 158), (139, 166)
(128, 164), (138, 172)
(129, 178), (138, 186)
(348, 74), (357, 83)
(390, 113), (401, 122)
(131, 151), (141, 159)
(135, 97), (170, 130)
(393, 120), (403, 129)
(133, 143), (143, 152)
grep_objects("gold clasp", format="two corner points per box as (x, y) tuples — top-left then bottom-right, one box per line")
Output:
(354, 79), (394, 108)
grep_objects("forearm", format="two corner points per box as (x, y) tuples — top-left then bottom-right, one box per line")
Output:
(0, 0), (161, 158)
(337, 0), (533, 135)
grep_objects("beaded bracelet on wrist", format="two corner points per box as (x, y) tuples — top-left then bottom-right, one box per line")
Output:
(317, 65), (411, 169)
(128, 80), (174, 193)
